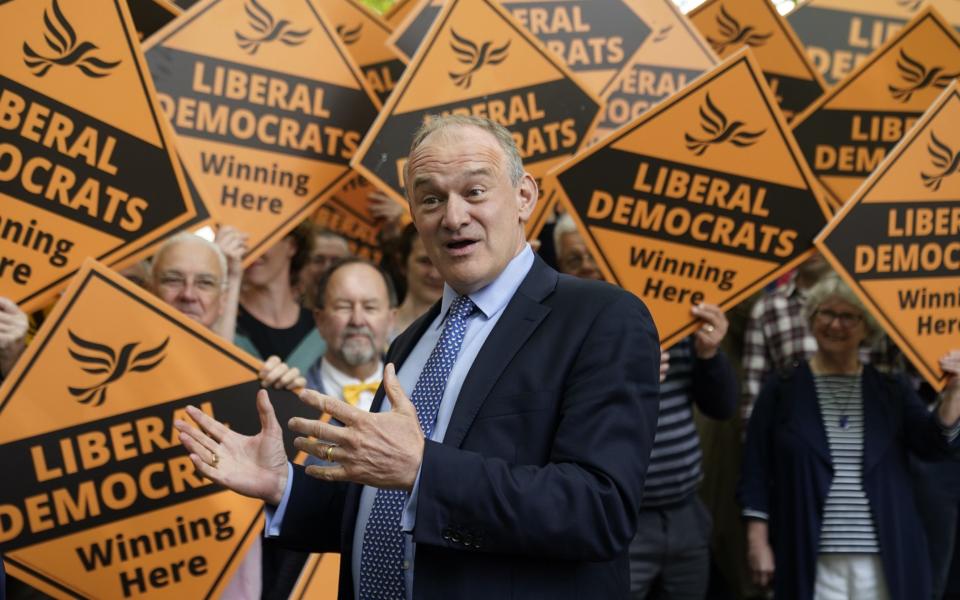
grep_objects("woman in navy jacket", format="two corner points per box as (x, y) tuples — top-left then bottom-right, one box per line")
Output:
(738, 274), (960, 599)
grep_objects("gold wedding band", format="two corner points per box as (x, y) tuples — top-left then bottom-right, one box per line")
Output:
(704, 324), (716, 333)
(325, 444), (336, 463)
(211, 452), (219, 467)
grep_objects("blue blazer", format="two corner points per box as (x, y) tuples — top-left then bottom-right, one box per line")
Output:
(738, 361), (959, 600)
(274, 255), (661, 599)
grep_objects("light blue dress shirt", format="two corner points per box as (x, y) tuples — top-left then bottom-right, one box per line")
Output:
(266, 244), (535, 599)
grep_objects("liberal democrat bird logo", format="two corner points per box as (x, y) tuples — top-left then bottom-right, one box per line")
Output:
(706, 6), (772, 55)
(22, 0), (120, 78)
(67, 331), (169, 407)
(684, 93), (766, 156)
(336, 23), (363, 46)
(652, 24), (674, 44)
(235, 0), (311, 56)
(888, 49), (959, 103)
(921, 131), (960, 191)
(448, 29), (510, 89)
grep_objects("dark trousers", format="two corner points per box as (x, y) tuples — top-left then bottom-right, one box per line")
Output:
(911, 456), (960, 599)
(629, 496), (712, 600)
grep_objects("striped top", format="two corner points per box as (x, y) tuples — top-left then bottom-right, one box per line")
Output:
(641, 339), (737, 508)
(814, 373), (880, 554)
(642, 341), (701, 507)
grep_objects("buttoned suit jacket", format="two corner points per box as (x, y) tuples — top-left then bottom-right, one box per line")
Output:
(275, 255), (661, 599)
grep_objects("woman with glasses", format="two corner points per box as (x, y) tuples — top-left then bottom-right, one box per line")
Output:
(738, 273), (960, 600)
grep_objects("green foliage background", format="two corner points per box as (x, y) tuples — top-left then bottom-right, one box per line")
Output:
(361, 0), (394, 14)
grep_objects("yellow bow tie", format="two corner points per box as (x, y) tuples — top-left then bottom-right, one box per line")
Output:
(342, 381), (380, 406)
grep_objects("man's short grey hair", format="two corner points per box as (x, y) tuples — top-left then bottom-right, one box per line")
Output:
(553, 213), (580, 254)
(803, 272), (880, 344)
(313, 226), (350, 249)
(405, 115), (525, 192)
(149, 232), (228, 291)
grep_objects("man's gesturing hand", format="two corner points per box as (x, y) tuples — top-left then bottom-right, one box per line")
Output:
(292, 363), (425, 491)
(174, 390), (289, 505)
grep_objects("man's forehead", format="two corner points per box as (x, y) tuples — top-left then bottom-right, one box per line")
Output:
(327, 263), (389, 300)
(156, 241), (222, 278)
(409, 126), (504, 178)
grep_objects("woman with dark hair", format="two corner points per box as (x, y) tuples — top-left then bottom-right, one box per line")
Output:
(235, 222), (324, 374)
(739, 273), (960, 599)
(390, 223), (443, 338)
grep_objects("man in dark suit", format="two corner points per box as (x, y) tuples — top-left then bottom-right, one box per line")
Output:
(176, 115), (661, 599)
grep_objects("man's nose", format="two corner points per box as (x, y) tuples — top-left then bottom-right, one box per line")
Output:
(179, 281), (199, 301)
(349, 304), (365, 325)
(442, 195), (471, 230)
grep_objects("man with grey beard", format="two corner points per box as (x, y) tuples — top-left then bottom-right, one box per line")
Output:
(304, 258), (398, 411)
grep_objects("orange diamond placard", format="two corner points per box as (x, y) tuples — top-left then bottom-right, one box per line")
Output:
(816, 81), (960, 391)
(690, 0), (827, 122)
(389, 0), (653, 94)
(788, 0), (960, 85)
(384, 0), (417, 29)
(594, 0), (718, 140)
(0, 260), (312, 598)
(312, 172), (409, 262)
(319, 0), (406, 105)
(128, 0), (182, 40)
(791, 7), (960, 208)
(551, 50), (831, 347)
(0, 0), (199, 312)
(144, 0), (380, 264)
(353, 0), (602, 204)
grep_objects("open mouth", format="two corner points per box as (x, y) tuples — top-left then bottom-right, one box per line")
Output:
(446, 239), (477, 253)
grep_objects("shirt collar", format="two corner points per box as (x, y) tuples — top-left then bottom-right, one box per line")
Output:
(320, 357), (383, 389)
(438, 244), (535, 326)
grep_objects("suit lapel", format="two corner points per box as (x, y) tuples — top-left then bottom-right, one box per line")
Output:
(442, 257), (557, 448)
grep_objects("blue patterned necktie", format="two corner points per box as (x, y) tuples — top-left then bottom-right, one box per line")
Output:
(359, 295), (476, 599)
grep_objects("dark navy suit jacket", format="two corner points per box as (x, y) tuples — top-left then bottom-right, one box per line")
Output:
(274, 255), (661, 598)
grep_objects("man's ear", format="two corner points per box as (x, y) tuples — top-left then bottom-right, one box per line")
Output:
(517, 173), (538, 223)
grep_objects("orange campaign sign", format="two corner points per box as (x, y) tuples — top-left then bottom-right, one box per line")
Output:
(143, 0), (380, 265)
(526, 174), (559, 241)
(593, 0), (718, 141)
(0, 259), (313, 598)
(352, 0), (602, 204)
(289, 554), (340, 600)
(550, 50), (831, 348)
(791, 7), (960, 208)
(384, 0), (418, 30)
(318, 0), (406, 105)
(0, 0), (199, 313)
(389, 0), (653, 93)
(787, 0), (960, 85)
(128, 0), (182, 41)
(816, 81), (960, 391)
(689, 0), (827, 122)
(312, 172), (408, 262)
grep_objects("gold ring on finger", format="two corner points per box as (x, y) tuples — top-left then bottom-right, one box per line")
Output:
(325, 444), (336, 463)
(704, 324), (715, 334)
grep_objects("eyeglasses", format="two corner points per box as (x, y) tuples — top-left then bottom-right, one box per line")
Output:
(814, 308), (863, 328)
(157, 272), (221, 293)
